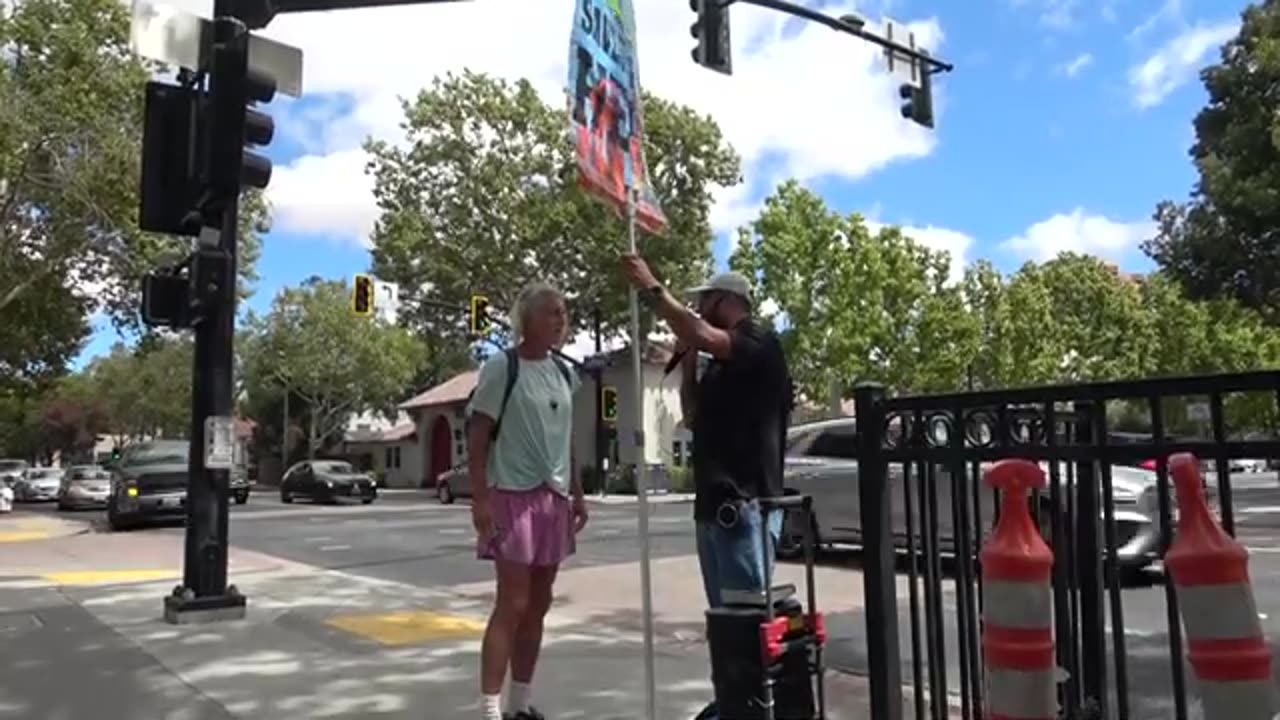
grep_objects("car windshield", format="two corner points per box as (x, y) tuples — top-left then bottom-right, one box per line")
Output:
(29, 470), (62, 479)
(128, 442), (190, 466)
(318, 462), (355, 474)
(71, 468), (110, 481)
(0, 460), (28, 472)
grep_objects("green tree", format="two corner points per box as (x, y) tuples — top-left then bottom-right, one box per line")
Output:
(730, 180), (977, 401)
(0, 0), (265, 381)
(366, 70), (741, 374)
(1142, 1), (1280, 320)
(84, 337), (193, 440)
(241, 279), (426, 458)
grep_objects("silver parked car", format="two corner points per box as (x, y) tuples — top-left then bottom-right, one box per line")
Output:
(433, 465), (471, 504)
(780, 417), (1167, 571)
(16, 467), (64, 502)
(58, 465), (112, 510)
(0, 459), (30, 488)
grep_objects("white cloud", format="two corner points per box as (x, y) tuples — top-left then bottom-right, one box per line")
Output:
(1057, 52), (1094, 77)
(1129, 20), (1237, 108)
(863, 219), (974, 284)
(1009, 0), (1080, 28)
(229, 1), (945, 246)
(1001, 209), (1155, 262)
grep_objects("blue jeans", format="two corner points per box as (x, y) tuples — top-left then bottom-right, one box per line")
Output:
(695, 500), (784, 608)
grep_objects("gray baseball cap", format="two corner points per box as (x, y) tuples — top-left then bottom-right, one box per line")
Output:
(685, 271), (753, 302)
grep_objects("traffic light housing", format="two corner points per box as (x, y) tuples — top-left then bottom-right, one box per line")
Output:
(602, 385), (618, 422)
(352, 274), (374, 316)
(470, 295), (491, 336)
(899, 60), (935, 129)
(138, 80), (203, 236)
(206, 20), (276, 219)
(690, 0), (732, 75)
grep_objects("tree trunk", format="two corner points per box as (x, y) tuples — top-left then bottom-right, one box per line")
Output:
(308, 411), (317, 459)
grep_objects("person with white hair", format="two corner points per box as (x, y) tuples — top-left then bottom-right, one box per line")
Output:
(466, 281), (587, 720)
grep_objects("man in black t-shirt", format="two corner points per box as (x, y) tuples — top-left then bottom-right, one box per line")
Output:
(622, 254), (793, 607)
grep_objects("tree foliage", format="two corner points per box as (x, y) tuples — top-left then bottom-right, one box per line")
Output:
(82, 336), (193, 441)
(366, 70), (741, 374)
(729, 180), (977, 402)
(0, 0), (265, 389)
(1143, 0), (1280, 320)
(732, 182), (1280, 432)
(240, 279), (426, 458)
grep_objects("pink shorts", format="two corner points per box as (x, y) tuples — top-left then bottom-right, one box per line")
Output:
(477, 485), (576, 567)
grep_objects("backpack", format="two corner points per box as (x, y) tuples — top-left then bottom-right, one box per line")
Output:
(490, 347), (574, 442)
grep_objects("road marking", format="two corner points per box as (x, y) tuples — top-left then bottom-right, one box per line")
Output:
(0, 531), (52, 543)
(319, 544), (352, 552)
(1246, 546), (1280, 554)
(325, 609), (486, 646)
(43, 569), (178, 586)
(304, 536), (333, 543)
(438, 529), (464, 535)
(1238, 506), (1280, 515)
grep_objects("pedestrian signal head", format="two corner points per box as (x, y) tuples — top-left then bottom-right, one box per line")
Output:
(601, 386), (618, 422)
(352, 274), (374, 316)
(470, 295), (490, 336)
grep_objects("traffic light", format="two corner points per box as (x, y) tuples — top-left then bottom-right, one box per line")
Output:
(205, 20), (277, 217)
(352, 275), (374, 316)
(470, 295), (490, 336)
(690, 0), (732, 75)
(602, 386), (618, 422)
(899, 57), (935, 129)
(138, 80), (203, 236)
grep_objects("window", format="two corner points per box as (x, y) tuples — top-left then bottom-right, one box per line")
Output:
(671, 441), (684, 466)
(385, 447), (401, 469)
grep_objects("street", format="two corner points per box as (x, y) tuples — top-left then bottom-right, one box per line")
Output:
(3, 484), (1280, 719)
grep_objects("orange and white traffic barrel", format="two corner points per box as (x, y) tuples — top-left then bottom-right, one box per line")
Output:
(1165, 453), (1277, 719)
(980, 459), (1057, 720)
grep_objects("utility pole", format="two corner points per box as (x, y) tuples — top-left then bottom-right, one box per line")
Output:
(592, 307), (605, 495)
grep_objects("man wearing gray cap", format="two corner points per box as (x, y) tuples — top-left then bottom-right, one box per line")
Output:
(621, 253), (794, 608)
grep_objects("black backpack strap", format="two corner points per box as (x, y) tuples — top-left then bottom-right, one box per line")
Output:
(490, 348), (520, 441)
(552, 356), (573, 388)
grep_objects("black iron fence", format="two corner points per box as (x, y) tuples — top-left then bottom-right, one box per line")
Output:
(850, 370), (1280, 720)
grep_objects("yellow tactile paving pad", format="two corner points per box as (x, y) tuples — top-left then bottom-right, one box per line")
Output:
(325, 609), (486, 646)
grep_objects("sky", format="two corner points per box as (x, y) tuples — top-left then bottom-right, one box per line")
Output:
(76, 0), (1246, 366)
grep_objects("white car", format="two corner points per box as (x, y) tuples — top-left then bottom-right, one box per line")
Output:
(17, 467), (64, 502)
(0, 483), (12, 513)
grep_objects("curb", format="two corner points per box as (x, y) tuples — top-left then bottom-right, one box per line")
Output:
(586, 494), (695, 505)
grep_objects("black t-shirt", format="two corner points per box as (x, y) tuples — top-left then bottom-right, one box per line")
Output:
(691, 318), (793, 522)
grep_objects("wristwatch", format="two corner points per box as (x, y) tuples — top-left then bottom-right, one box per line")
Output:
(640, 284), (664, 307)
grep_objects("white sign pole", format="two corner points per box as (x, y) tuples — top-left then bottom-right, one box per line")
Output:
(626, 187), (658, 720)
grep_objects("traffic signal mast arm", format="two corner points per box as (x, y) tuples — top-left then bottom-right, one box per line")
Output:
(418, 297), (590, 372)
(726, 0), (953, 74)
(224, 0), (471, 30)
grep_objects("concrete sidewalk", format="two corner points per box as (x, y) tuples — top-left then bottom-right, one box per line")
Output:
(0, 542), (935, 719)
(0, 510), (92, 543)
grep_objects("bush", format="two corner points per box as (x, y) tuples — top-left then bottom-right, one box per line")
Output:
(668, 465), (694, 492)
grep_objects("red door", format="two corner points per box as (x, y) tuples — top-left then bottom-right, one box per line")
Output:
(430, 416), (451, 486)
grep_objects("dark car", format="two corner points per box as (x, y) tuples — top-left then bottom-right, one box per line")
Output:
(106, 440), (192, 531)
(280, 460), (377, 505)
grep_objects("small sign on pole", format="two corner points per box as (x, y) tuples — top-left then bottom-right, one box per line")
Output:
(373, 280), (400, 324)
(882, 17), (921, 87)
(204, 416), (236, 470)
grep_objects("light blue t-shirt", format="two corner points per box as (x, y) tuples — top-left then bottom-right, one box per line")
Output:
(467, 350), (581, 496)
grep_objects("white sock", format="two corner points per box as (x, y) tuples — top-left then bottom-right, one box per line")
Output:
(481, 693), (502, 720)
(507, 681), (532, 714)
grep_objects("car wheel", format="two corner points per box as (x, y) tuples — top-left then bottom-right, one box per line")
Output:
(280, 489), (293, 504)
(437, 481), (454, 505)
(361, 497), (374, 505)
(106, 504), (132, 532)
(234, 491), (248, 505)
